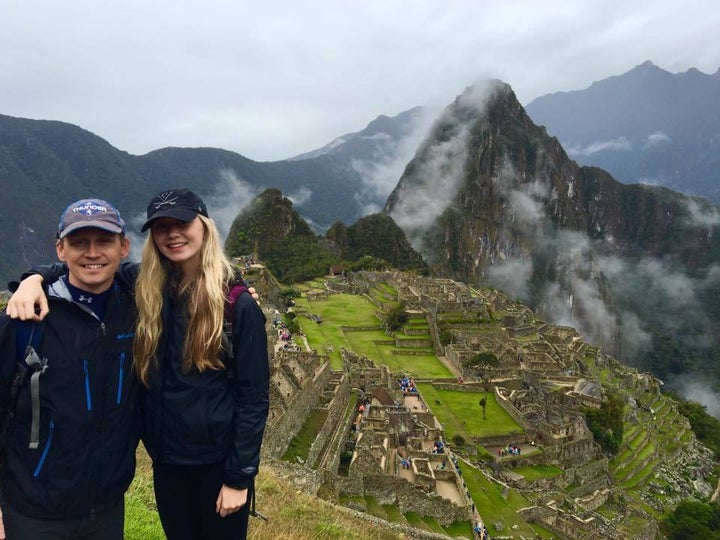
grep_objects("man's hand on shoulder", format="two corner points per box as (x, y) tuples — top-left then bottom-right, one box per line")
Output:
(248, 287), (260, 306)
(6, 274), (49, 321)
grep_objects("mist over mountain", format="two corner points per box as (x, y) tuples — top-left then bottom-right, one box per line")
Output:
(3, 72), (720, 415)
(525, 61), (720, 202)
(288, 106), (437, 216)
(385, 80), (720, 414)
(0, 109), (433, 285)
(224, 188), (426, 282)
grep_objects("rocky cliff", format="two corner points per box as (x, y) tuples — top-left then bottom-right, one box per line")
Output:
(384, 81), (720, 394)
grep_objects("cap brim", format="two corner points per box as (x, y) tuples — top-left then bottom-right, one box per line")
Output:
(140, 208), (199, 232)
(58, 221), (124, 239)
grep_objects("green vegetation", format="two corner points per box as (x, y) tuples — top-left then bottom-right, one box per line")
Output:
(385, 303), (409, 331)
(662, 499), (720, 540)
(225, 189), (426, 284)
(458, 462), (538, 537)
(416, 384), (523, 451)
(282, 409), (328, 464)
(671, 396), (720, 457)
(295, 291), (451, 378)
(584, 391), (624, 455)
(463, 352), (500, 419)
(513, 464), (563, 482)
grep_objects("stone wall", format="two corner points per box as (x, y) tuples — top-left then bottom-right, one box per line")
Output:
(307, 374), (352, 468)
(494, 387), (533, 430)
(349, 475), (470, 526)
(263, 360), (335, 459)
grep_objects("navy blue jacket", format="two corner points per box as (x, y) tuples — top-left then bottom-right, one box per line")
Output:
(0, 278), (139, 520)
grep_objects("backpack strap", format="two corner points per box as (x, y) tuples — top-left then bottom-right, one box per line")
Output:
(24, 327), (49, 449)
(223, 268), (249, 367)
(247, 477), (268, 521)
(10, 322), (48, 449)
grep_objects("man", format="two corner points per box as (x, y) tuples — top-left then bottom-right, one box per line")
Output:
(0, 199), (138, 540)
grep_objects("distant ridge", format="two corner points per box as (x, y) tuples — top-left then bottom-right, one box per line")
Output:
(526, 61), (720, 200)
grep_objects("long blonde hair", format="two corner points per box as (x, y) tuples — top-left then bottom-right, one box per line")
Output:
(133, 215), (235, 386)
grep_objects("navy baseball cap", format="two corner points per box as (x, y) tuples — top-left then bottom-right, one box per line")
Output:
(140, 188), (208, 232)
(57, 199), (125, 239)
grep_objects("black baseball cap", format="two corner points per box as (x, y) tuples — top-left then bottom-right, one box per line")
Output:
(140, 188), (209, 232)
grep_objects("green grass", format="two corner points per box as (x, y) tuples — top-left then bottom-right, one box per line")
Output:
(458, 462), (538, 537)
(382, 504), (408, 524)
(295, 293), (381, 369)
(513, 463), (563, 481)
(422, 515), (447, 534)
(125, 448), (164, 539)
(282, 409), (328, 463)
(416, 384), (523, 445)
(364, 496), (387, 518)
(294, 288), (452, 378)
(403, 512), (431, 530)
(443, 520), (473, 538)
(343, 330), (451, 378)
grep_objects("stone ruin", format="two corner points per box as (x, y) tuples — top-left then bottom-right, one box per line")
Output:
(258, 268), (703, 539)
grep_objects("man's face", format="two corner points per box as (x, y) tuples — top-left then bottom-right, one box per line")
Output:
(56, 228), (130, 294)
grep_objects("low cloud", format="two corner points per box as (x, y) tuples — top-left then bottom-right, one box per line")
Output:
(388, 81), (500, 237)
(206, 169), (262, 239)
(388, 127), (471, 235)
(675, 375), (720, 418)
(682, 197), (720, 227)
(350, 107), (438, 213)
(566, 137), (632, 156)
(643, 131), (671, 148)
(287, 186), (313, 207)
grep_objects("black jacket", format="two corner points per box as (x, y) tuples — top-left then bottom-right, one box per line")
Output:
(20, 261), (270, 490)
(0, 278), (139, 520)
(113, 262), (269, 490)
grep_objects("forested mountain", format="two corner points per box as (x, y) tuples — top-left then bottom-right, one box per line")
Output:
(385, 80), (720, 404)
(0, 108), (428, 285)
(525, 61), (720, 201)
(3, 71), (720, 411)
(224, 188), (427, 282)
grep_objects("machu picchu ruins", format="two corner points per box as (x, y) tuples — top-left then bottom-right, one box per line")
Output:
(244, 265), (717, 540)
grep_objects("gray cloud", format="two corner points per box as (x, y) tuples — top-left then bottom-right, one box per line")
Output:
(675, 375), (720, 418)
(566, 137), (632, 156)
(1, 1), (718, 161)
(644, 131), (672, 148)
(287, 186), (313, 208)
(350, 107), (438, 207)
(682, 197), (720, 228)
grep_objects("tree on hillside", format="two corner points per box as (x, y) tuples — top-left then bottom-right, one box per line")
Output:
(464, 351), (499, 419)
(584, 391), (624, 455)
(385, 304), (408, 332)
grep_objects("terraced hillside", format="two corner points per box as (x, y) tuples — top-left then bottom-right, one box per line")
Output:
(263, 270), (716, 540)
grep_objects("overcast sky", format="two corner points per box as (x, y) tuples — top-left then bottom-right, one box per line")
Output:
(3, 0), (719, 161)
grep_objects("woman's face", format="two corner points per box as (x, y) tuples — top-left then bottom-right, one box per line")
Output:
(150, 216), (205, 273)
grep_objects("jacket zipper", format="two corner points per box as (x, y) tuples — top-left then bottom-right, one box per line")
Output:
(83, 359), (93, 411)
(91, 320), (108, 520)
(116, 352), (125, 405)
(32, 420), (55, 477)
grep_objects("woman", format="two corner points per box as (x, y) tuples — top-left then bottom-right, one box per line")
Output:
(7, 188), (269, 540)
(134, 188), (269, 540)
